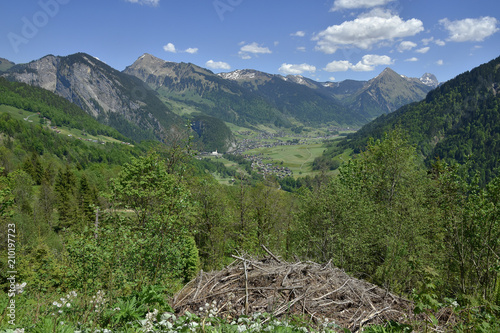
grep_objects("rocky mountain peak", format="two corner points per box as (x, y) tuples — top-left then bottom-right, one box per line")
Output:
(419, 73), (439, 88)
(218, 69), (274, 81)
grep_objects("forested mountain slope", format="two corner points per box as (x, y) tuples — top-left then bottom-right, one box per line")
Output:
(2, 53), (184, 141)
(124, 54), (293, 127)
(339, 55), (500, 183)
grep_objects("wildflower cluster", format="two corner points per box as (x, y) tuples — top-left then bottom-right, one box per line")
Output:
(90, 290), (107, 312)
(140, 308), (159, 332)
(14, 282), (27, 295)
(51, 291), (77, 315)
(134, 310), (339, 332)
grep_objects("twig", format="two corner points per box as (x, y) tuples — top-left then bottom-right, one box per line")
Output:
(192, 270), (203, 301)
(312, 279), (351, 301)
(261, 244), (282, 263)
(358, 306), (391, 330)
(244, 260), (249, 315)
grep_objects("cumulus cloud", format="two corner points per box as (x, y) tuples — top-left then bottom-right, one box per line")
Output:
(279, 63), (316, 75)
(398, 41), (417, 52)
(239, 42), (272, 59)
(185, 48), (199, 54)
(324, 54), (393, 72)
(163, 43), (198, 54)
(331, 0), (396, 11)
(422, 37), (446, 46)
(163, 43), (176, 53)
(291, 31), (306, 37)
(405, 57), (419, 62)
(436, 59), (444, 66)
(324, 60), (352, 72)
(296, 46), (307, 52)
(314, 10), (424, 53)
(440, 16), (499, 42)
(205, 60), (231, 70)
(125, 0), (160, 6)
(416, 46), (430, 54)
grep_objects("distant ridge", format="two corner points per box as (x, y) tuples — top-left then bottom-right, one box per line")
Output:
(339, 55), (500, 183)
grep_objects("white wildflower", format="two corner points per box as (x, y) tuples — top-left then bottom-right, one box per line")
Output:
(15, 282), (27, 295)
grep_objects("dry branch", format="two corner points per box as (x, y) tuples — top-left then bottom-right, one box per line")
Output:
(172, 254), (454, 331)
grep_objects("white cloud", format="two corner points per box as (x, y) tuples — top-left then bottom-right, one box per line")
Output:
(296, 46), (306, 52)
(436, 59), (444, 66)
(353, 54), (393, 71)
(405, 57), (419, 62)
(163, 43), (198, 54)
(279, 63), (316, 75)
(291, 31), (306, 37)
(239, 42), (272, 59)
(422, 37), (446, 46)
(185, 48), (198, 54)
(398, 41), (417, 52)
(324, 54), (393, 72)
(329, 77), (336, 81)
(314, 11), (424, 53)
(163, 43), (176, 53)
(125, 0), (160, 7)
(240, 42), (272, 54)
(205, 60), (231, 70)
(324, 60), (352, 72)
(440, 16), (499, 42)
(331, 0), (396, 11)
(416, 46), (430, 53)
(435, 39), (446, 46)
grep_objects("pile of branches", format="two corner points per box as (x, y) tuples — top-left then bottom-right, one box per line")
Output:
(173, 248), (454, 331)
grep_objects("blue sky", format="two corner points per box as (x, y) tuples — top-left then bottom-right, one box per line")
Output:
(1, 0), (499, 83)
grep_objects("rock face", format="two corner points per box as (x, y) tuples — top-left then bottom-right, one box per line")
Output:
(420, 73), (440, 88)
(3, 53), (181, 141)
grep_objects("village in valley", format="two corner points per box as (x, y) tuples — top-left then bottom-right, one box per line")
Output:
(199, 127), (352, 180)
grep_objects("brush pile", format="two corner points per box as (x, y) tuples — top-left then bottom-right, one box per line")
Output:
(172, 248), (433, 331)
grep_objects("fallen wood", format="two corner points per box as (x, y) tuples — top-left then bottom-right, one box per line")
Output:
(172, 253), (455, 331)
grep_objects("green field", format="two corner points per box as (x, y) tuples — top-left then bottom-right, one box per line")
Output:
(244, 142), (328, 177)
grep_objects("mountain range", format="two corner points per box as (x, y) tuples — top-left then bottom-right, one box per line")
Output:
(334, 55), (500, 184)
(1, 52), (438, 150)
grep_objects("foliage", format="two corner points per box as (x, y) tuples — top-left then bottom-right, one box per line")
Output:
(338, 55), (500, 184)
(0, 77), (127, 141)
(190, 114), (235, 152)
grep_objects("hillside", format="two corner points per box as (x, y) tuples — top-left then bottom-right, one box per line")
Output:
(336, 68), (435, 119)
(2, 53), (183, 141)
(218, 69), (362, 125)
(0, 77), (128, 142)
(123, 54), (292, 128)
(337, 55), (500, 183)
(0, 57), (15, 72)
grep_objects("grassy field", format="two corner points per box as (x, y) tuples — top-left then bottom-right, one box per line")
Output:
(244, 142), (328, 177)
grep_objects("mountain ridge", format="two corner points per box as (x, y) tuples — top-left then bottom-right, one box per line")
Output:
(2, 52), (184, 142)
(336, 55), (500, 183)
